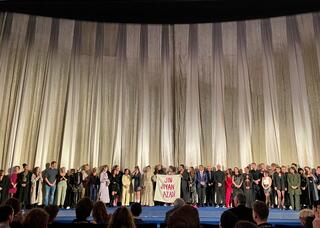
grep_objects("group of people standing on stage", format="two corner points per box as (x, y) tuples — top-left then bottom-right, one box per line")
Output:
(189, 163), (320, 211)
(185, 163), (320, 211)
(0, 161), (320, 211)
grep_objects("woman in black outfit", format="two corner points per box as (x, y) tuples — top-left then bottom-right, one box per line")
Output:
(273, 166), (286, 209)
(242, 166), (253, 208)
(64, 169), (75, 209)
(109, 168), (120, 207)
(0, 170), (9, 204)
(299, 168), (309, 208)
(132, 166), (142, 203)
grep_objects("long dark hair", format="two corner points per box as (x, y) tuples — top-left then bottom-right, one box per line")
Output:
(134, 166), (140, 175)
(92, 201), (109, 224)
(108, 206), (136, 228)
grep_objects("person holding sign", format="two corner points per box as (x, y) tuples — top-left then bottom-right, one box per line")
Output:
(178, 164), (190, 203)
(196, 165), (207, 207)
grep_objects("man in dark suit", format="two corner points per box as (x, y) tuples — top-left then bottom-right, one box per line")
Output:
(250, 162), (262, 201)
(196, 165), (207, 207)
(71, 168), (83, 206)
(214, 164), (225, 207)
(228, 192), (255, 223)
(206, 165), (214, 206)
(17, 164), (32, 209)
(178, 164), (190, 203)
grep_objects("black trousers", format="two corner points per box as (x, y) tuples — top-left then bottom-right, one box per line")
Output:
(206, 185), (214, 205)
(197, 186), (206, 205)
(215, 186), (225, 205)
(19, 187), (30, 208)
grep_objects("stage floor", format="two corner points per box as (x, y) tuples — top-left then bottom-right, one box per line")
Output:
(55, 206), (300, 226)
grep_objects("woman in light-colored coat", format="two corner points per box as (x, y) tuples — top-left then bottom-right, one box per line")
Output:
(30, 167), (43, 206)
(141, 166), (154, 206)
(98, 165), (110, 204)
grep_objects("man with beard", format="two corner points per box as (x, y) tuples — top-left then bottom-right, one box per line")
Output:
(44, 161), (58, 206)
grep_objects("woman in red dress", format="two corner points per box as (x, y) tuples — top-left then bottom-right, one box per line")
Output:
(8, 166), (20, 198)
(225, 168), (233, 208)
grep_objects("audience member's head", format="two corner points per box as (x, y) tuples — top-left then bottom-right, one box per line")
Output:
(173, 198), (185, 208)
(130, 203), (142, 218)
(234, 220), (258, 228)
(44, 205), (59, 224)
(4, 198), (21, 216)
(220, 210), (239, 228)
(252, 201), (269, 225)
(23, 208), (49, 228)
(4, 197), (24, 226)
(299, 209), (314, 227)
(75, 197), (93, 222)
(304, 216), (315, 228)
(167, 205), (200, 228)
(92, 201), (109, 225)
(234, 193), (246, 207)
(108, 206), (136, 228)
(0, 205), (14, 226)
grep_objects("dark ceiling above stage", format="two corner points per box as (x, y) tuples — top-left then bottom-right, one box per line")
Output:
(1, 0), (320, 23)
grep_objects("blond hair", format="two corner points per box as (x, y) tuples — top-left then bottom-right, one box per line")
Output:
(299, 209), (314, 218)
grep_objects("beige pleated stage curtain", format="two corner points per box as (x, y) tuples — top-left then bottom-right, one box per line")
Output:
(1, 12), (320, 172)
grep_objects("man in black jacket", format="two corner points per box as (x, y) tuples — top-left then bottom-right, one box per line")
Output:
(18, 164), (32, 209)
(178, 164), (189, 203)
(214, 164), (225, 207)
(70, 168), (83, 207)
(0, 170), (9, 204)
(250, 163), (262, 201)
(206, 165), (214, 206)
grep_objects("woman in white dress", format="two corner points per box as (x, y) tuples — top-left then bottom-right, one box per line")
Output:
(98, 165), (110, 204)
(30, 167), (43, 207)
(141, 166), (154, 206)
